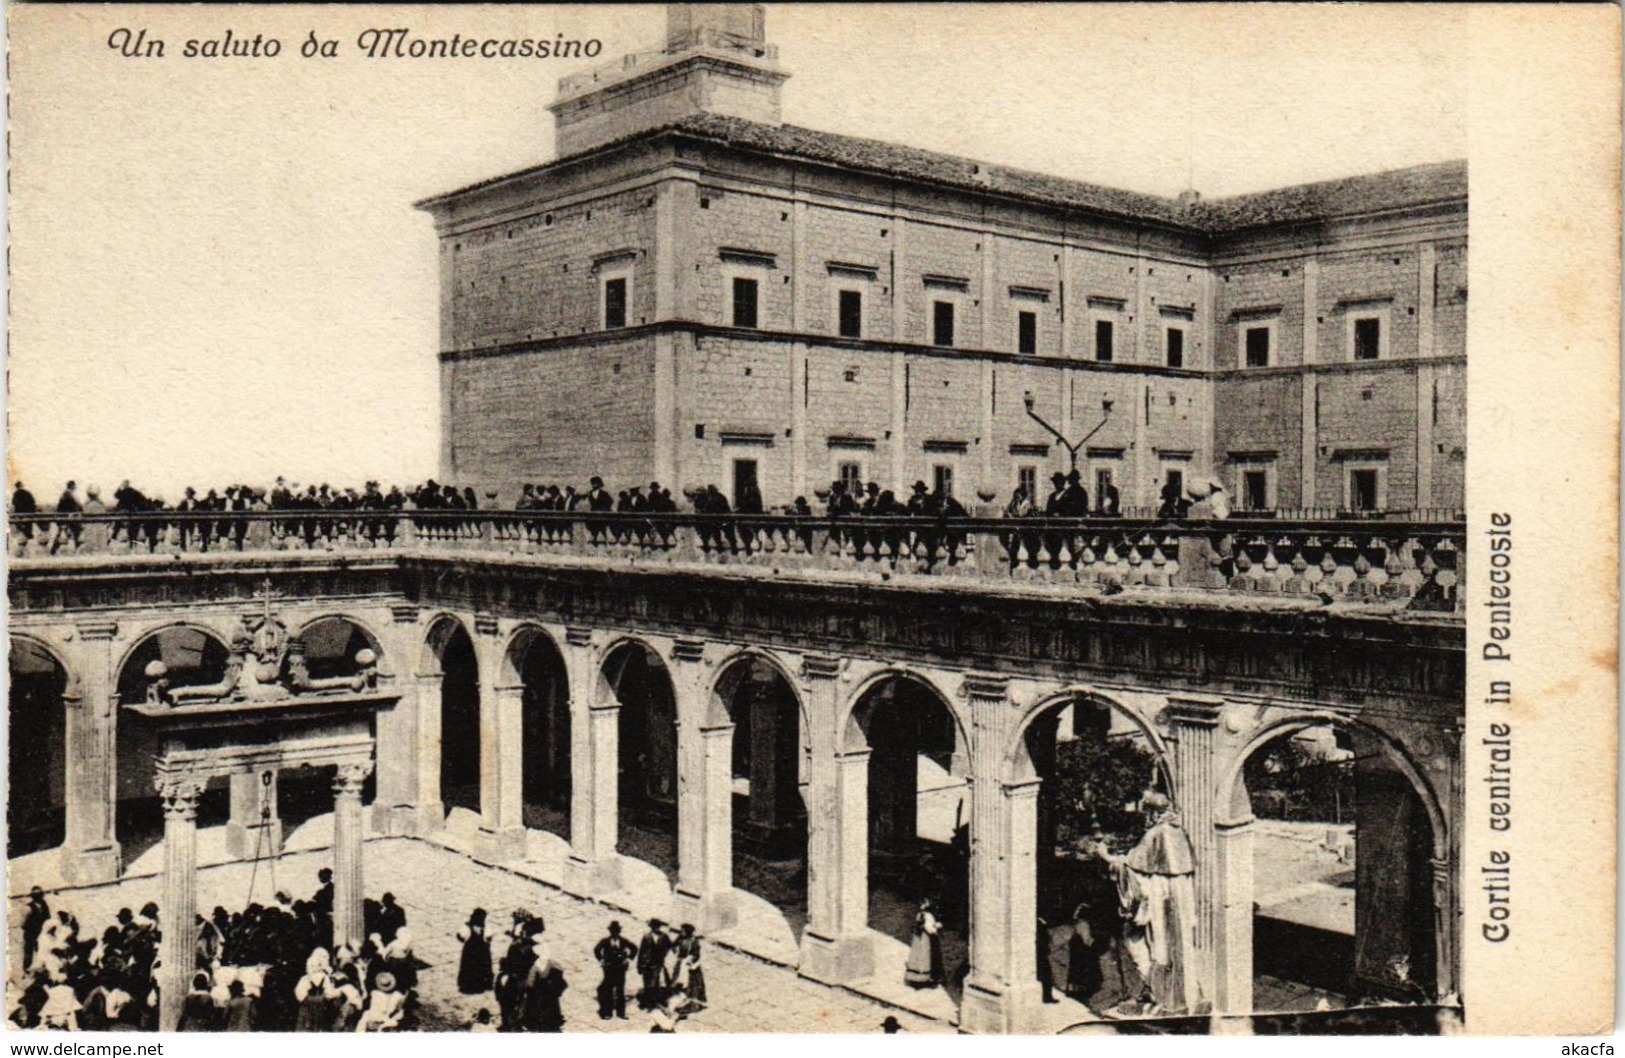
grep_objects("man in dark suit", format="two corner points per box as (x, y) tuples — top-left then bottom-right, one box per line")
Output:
(635, 919), (672, 1010)
(593, 921), (637, 1020)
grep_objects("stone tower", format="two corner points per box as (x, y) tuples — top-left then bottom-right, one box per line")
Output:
(548, 3), (788, 157)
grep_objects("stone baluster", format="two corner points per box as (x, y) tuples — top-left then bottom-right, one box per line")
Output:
(156, 778), (204, 1032)
(798, 654), (873, 985)
(62, 620), (122, 884)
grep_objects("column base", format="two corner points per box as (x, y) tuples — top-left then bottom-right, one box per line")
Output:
(959, 977), (1045, 1035)
(798, 929), (873, 985)
(1208, 1013), (1255, 1036)
(226, 819), (283, 860)
(413, 801), (447, 835)
(370, 803), (421, 837)
(473, 826), (528, 863)
(60, 843), (122, 886)
(673, 887), (737, 932)
(563, 854), (622, 898)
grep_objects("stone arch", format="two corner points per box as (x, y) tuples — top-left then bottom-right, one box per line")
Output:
(1005, 687), (1176, 797)
(1218, 712), (1447, 857)
(707, 647), (810, 735)
(504, 623), (572, 839)
(837, 667), (968, 758)
(421, 614), (480, 815)
(113, 621), (235, 704)
(293, 614), (384, 680)
(9, 633), (73, 857)
(419, 613), (471, 675)
(1213, 710), (1451, 1013)
(600, 636), (680, 877)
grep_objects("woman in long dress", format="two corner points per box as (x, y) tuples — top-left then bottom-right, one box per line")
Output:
(674, 925), (706, 1010)
(903, 899), (944, 989)
(457, 909), (494, 995)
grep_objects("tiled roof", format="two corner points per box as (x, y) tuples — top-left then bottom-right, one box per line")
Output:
(421, 112), (1466, 235)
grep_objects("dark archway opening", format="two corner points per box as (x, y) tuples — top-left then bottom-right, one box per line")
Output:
(608, 643), (678, 879)
(518, 633), (571, 840)
(9, 640), (68, 858)
(1026, 698), (1168, 1015)
(114, 628), (234, 863)
(724, 659), (808, 936)
(280, 619), (381, 833)
(854, 677), (969, 999)
(438, 623), (481, 816)
(1244, 724), (1437, 1013)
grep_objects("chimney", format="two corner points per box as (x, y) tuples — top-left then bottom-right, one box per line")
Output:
(549, 3), (789, 158)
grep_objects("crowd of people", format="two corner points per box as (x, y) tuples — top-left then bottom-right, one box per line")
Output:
(7, 871), (425, 1032)
(451, 910), (709, 1034)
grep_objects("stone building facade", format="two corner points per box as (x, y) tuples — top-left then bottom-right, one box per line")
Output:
(420, 4), (1466, 514)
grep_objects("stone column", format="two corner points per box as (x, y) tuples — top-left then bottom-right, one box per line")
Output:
(61, 620), (121, 884)
(563, 628), (621, 895)
(226, 770), (282, 859)
(1166, 694), (1225, 1009)
(156, 779), (204, 1032)
(1212, 817), (1255, 1016)
(412, 668), (446, 832)
(672, 640), (736, 928)
(331, 762), (371, 952)
(799, 655), (873, 984)
(961, 674), (1044, 1035)
(373, 604), (423, 835)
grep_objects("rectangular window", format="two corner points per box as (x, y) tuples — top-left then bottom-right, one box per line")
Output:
(933, 301), (956, 347)
(1242, 470), (1269, 511)
(933, 464), (954, 497)
(1244, 326), (1271, 367)
(1017, 311), (1038, 355)
(1095, 319), (1114, 362)
(1095, 468), (1114, 510)
(1349, 468), (1380, 512)
(1353, 317), (1381, 361)
(838, 461), (862, 494)
(732, 459), (759, 511)
(603, 277), (628, 330)
(1166, 327), (1185, 368)
(732, 276), (760, 329)
(838, 289), (863, 339)
(1017, 465), (1037, 501)
(1165, 468), (1184, 499)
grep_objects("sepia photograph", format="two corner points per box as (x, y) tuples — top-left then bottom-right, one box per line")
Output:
(3, 1), (1616, 1041)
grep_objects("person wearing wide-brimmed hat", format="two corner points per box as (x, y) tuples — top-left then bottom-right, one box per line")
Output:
(356, 970), (405, 1032)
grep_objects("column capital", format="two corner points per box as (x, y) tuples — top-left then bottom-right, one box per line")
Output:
(473, 613), (500, 637)
(334, 761), (373, 795)
(799, 654), (843, 682)
(75, 619), (119, 641)
(958, 672), (1010, 704)
(156, 779), (206, 819)
(1001, 778), (1042, 801)
(389, 603), (420, 625)
(671, 638), (707, 663)
(1166, 693), (1226, 728)
(565, 626), (594, 648)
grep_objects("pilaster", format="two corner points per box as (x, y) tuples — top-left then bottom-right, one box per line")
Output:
(1166, 693), (1225, 1008)
(672, 640), (737, 930)
(799, 654), (873, 984)
(960, 673), (1044, 1035)
(61, 620), (120, 884)
(472, 615), (525, 861)
(374, 603), (424, 835)
(564, 627), (621, 895)
(226, 770), (282, 860)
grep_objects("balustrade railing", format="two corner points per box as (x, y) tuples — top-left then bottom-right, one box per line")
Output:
(7, 510), (1464, 611)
